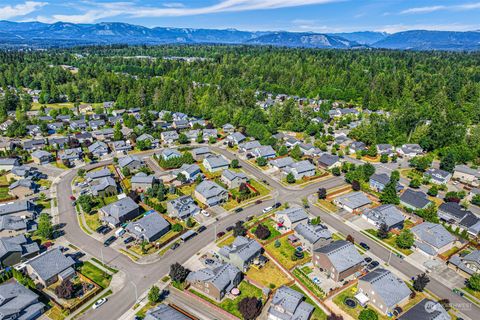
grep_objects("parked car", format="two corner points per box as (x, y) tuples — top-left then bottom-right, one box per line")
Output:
(359, 242), (370, 250)
(262, 206), (273, 213)
(201, 210), (210, 217)
(103, 236), (116, 247)
(226, 226), (234, 232)
(246, 215), (254, 221)
(234, 208), (243, 213)
(170, 243), (180, 250)
(364, 257), (372, 263)
(70, 195), (76, 201)
(273, 202), (281, 209)
(216, 232), (225, 238)
(367, 261), (379, 270)
(92, 298), (107, 309)
(262, 179), (270, 185)
(198, 226), (207, 233)
(255, 200), (262, 205)
(123, 236), (135, 244)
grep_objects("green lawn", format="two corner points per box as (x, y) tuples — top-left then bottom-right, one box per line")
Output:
(84, 212), (102, 232)
(250, 219), (281, 243)
(264, 235), (311, 270)
(0, 175), (9, 186)
(37, 179), (52, 189)
(463, 286), (480, 299)
(78, 261), (112, 289)
(191, 281), (263, 318)
(249, 180), (271, 197)
(0, 187), (11, 200)
(36, 200), (51, 210)
(246, 261), (292, 288)
(99, 195), (119, 206)
(365, 229), (413, 256)
(289, 284), (327, 320)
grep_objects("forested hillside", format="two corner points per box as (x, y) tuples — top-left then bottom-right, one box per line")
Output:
(0, 45), (479, 162)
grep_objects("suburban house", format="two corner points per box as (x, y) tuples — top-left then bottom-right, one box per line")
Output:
(411, 222), (456, 256)
(175, 163), (202, 182)
(313, 240), (364, 282)
(269, 157), (295, 170)
(59, 148), (83, 165)
(251, 145), (276, 159)
(194, 181), (228, 207)
(161, 148), (182, 161)
(88, 141), (109, 157)
(0, 235), (40, 267)
(8, 179), (38, 199)
(267, 285), (314, 320)
(227, 132), (246, 145)
(173, 120), (189, 130)
(8, 166), (37, 180)
(283, 160), (316, 180)
(125, 212), (170, 242)
(136, 133), (160, 148)
(118, 155), (144, 171)
(218, 236), (263, 271)
(186, 262), (242, 301)
(299, 143), (321, 157)
(25, 248), (76, 287)
(349, 141), (367, 154)
(222, 123), (235, 134)
(202, 129), (218, 140)
(369, 173), (403, 192)
(357, 268), (411, 315)
(275, 207), (309, 229)
(131, 172), (156, 192)
(0, 280), (45, 320)
(220, 170), (248, 189)
(424, 168), (452, 185)
(285, 137), (300, 148)
(376, 144), (394, 157)
(191, 147), (212, 161)
(453, 165), (480, 186)
(294, 223), (332, 252)
(317, 153), (341, 170)
(161, 131), (179, 144)
(203, 155), (229, 172)
(31, 150), (52, 165)
(0, 215), (36, 237)
(112, 140), (132, 153)
(438, 202), (473, 224)
(397, 144), (424, 158)
(23, 139), (45, 151)
(167, 196), (201, 220)
(90, 177), (117, 197)
(99, 197), (141, 227)
(400, 189), (432, 211)
(448, 250), (480, 277)
(0, 200), (37, 218)
(238, 140), (261, 153)
(144, 304), (192, 320)
(0, 158), (20, 171)
(333, 192), (372, 213)
(86, 168), (112, 181)
(362, 204), (405, 231)
(398, 299), (450, 320)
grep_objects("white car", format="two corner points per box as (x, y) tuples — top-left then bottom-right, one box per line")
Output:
(92, 298), (107, 309)
(202, 210), (210, 217)
(262, 206), (273, 213)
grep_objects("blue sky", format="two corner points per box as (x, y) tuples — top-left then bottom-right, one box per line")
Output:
(1, 0), (480, 33)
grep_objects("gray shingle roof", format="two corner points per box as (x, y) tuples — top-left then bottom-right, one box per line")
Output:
(100, 197), (139, 221)
(0, 200), (36, 216)
(335, 192), (372, 210)
(252, 145), (276, 158)
(86, 168), (112, 180)
(0, 281), (44, 319)
(26, 248), (75, 282)
(277, 207), (309, 224)
(186, 262), (241, 294)
(0, 215), (28, 231)
(411, 222), (455, 249)
(317, 153), (339, 167)
(204, 155), (229, 169)
(126, 213), (170, 241)
(91, 176), (117, 194)
(145, 304), (191, 320)
(363, 204), (405, 229)
(294, 223), (332, 245)
(218, 236), (262, 263)
(131, 172), (155, 184)
(0, 235), (39, 261)
(118, 155), (142, 168)
(400, 189), (431, 209)
(221, 169), (247, 182)
(398, 299), (450, 320)
(438, 202), (471, 221)
(269, 157), (295, 169)
(360, 268), (411, 309)
(315, 240), (363, 273)
(268, 286), (314, 320)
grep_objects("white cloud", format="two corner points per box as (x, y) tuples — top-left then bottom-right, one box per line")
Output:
(0, 1), (48, 20)
(36, 0), (343, 23)
(401, 2), (480, 14)
(376, 23), (480, 33)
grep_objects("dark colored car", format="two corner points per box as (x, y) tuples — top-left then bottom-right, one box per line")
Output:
(234, 208), (243, 213)
(262, 180), (270, 186)
(70, 195), (76, 201)
(198, 226), (207, 233)
(364, 257), (372, 263)
(246, 215), (254, 221)
(216, 232), (225, 238)
(123, 236), (135, 244)
(255, 200), (262, 205)
(70, 251), (85, 260)
(226, 226), (234, 232)
(359, 242), (370, 250)
(170, 243), (180, 250)
(367, 261), (379, 270)
(96, 226), (106, 233)
(273, 202), (281, 209)
(103, 236), (116, 247)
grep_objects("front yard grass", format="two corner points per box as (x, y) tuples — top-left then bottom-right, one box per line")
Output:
(365, 229), (413, 256)
(179, 184), (196, 196)
(38, 179), (52, 189)
(84, 212), (102, 231)
(463, 286), (480, 299)
(289, 284), (327, 320)
(264, 236), (311, 270)
(129, 242), (159, 256)
(246, 260), (291, 288)
(191, 281), (263, 318)
(316, 200), (338, 213)
(78, 261), (112, 289)
(249, 179), (271, 197)
(0, 174), (9, 185)
(217, 235), (236, 247)
(0, 186), (11, 200)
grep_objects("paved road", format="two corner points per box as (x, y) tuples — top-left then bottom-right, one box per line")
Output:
(55, 146), (478, 320)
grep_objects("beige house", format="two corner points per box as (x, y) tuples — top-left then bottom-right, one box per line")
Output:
(453, 165), (480, 186)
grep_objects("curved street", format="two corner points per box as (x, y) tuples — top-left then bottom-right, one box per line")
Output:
(54, 146), (477, 320)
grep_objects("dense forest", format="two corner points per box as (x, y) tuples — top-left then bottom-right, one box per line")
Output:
(0, 45), (479, 162)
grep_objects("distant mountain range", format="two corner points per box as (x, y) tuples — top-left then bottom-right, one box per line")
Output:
(0, 20), (479, 51)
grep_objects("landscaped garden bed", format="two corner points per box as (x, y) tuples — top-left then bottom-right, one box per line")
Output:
(264, 235), (310, 270)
